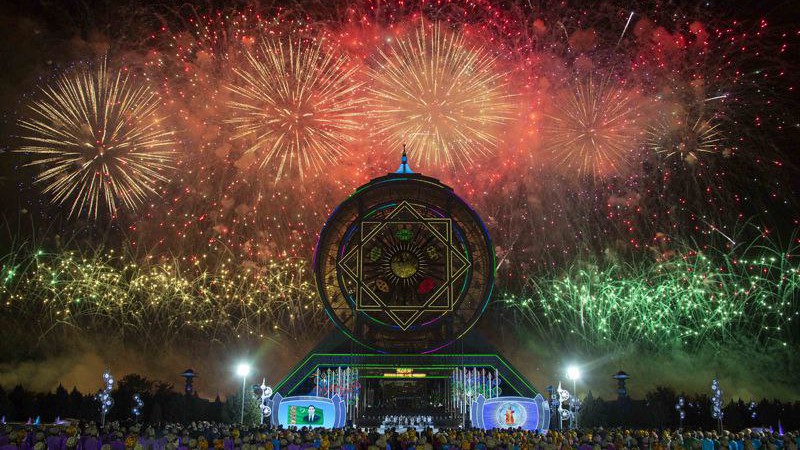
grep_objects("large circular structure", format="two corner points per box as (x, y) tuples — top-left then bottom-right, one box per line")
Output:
(314, 155), (494, 353)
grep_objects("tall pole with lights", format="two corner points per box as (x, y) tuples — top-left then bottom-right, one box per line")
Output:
(96, 368), (114, 427)
(259, 379), (273, 426)
(711, 376), (724, 433)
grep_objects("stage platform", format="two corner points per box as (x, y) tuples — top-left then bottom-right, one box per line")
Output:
(274, 330), (539, 399)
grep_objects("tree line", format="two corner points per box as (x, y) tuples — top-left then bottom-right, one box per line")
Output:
(0, 374), (261, 425)
(577, 387), (800, 430)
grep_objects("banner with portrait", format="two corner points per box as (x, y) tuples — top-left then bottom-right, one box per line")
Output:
(471, 395), (550, 431)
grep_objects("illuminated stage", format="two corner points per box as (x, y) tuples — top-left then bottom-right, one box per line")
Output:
(270, 153), (549, 430)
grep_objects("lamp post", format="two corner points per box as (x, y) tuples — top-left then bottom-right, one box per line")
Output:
(236, 363), (251, 424)
(567, 366), (581, 428)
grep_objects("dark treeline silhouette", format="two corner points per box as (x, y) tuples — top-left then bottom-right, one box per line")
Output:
(1, 377), (799, 429)
(0, 374), (224, 423)
(578, 387), (800, 430)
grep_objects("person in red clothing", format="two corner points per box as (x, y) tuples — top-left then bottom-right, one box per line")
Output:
(504, 408), (516, 427)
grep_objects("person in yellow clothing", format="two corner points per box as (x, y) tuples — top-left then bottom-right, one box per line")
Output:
(652, 433), (666, 450)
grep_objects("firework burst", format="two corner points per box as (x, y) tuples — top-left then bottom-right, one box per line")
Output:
(367, 22), (513, 169)
(543, 77), (645, 178)
(646, 111), (726, 165)
(226, 38), (365, 180)
(505, 234), (800, 352)
(17, 59), (176, 219)
(0, 244), (325, 348)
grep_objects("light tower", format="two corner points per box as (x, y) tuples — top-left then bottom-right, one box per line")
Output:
(181, 369), (197, 395)
(613, 370), (630, 399)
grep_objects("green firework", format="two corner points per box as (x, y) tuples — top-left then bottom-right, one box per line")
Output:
(504, 234), (800, 351)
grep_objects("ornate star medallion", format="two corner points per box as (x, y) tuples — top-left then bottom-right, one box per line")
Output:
(337, 201), (471, 330)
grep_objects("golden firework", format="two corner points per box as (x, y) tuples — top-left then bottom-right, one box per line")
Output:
(646, 112), (725, 165)
(226, 38), (365, 180)
(17, 59), (176, 219)
(543, 77), (644, 177)
(368, 23), (513, 169)
(0, 245), (325, 347)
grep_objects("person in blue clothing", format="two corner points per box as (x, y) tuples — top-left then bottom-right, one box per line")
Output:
(701, 433), (716, 450)
(731, 433), (744, 450)
(752, 434), (762, 450)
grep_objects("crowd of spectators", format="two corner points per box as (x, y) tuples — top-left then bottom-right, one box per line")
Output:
(1, 422), (799, 450)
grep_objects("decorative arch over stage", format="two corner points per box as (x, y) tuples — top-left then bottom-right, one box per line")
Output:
(272, 152), (549, 429)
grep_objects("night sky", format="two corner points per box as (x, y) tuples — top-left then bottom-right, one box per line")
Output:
(0, 0), (798, 401)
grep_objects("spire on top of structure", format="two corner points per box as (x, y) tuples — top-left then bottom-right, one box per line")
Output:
(395, 145), (414, 174)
